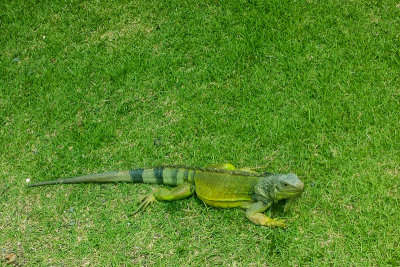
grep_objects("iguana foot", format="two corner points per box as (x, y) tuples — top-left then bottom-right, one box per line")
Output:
(131, 183), (194, 215)
(132, 192), (156, 215)
(265, 218), (286, 228)
(245, 201), (286, 228)
(248, 214), (286, 228)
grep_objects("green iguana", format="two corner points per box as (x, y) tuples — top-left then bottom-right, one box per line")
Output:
(28, 163), (304, 227)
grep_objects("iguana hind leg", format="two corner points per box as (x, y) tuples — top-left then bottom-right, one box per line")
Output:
(245, 201), (286, 228)
(133, 182), (194, 214)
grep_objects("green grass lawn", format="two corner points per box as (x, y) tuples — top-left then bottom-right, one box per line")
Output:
(1, 0), (399, 265)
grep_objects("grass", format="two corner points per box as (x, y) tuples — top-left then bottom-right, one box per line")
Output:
(1, 0), (399, 265)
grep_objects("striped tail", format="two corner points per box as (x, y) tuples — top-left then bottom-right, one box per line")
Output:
(27, 167), (197, 187)
(130, 167), (196, 186)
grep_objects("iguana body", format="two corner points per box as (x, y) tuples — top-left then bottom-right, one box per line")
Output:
(28, 164), (304, 227)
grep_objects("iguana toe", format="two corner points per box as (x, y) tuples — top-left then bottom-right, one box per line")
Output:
(132, 193), (156, 215)
(268, 219), (286, 228)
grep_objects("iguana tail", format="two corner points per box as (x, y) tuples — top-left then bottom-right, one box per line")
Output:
(27, 167), (197, 187)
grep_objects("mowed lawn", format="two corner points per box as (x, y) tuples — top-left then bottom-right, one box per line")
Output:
(1, 0), (399, 265)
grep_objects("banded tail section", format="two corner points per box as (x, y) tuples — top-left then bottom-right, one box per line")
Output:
(130, 167), (196, 186)
(28, 167), (197, 187)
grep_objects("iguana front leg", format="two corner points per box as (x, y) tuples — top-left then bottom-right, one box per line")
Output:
(245, 201), (286, 228)
(133, 182), (194, 214)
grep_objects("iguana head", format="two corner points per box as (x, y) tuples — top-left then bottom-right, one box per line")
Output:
(255, 173), (304, 203)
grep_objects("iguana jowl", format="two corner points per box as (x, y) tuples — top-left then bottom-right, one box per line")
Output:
(28, 163), (304, 227)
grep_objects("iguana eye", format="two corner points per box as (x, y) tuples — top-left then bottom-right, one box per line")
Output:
(282, 182), (289, 187)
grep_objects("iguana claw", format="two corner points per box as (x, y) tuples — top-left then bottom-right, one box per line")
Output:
(132, 193), (156, 215)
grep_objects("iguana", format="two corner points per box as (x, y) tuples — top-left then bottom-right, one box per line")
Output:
(28, 163), (304, 227)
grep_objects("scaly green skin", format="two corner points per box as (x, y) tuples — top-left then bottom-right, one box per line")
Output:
(28, 163), (304, 227)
